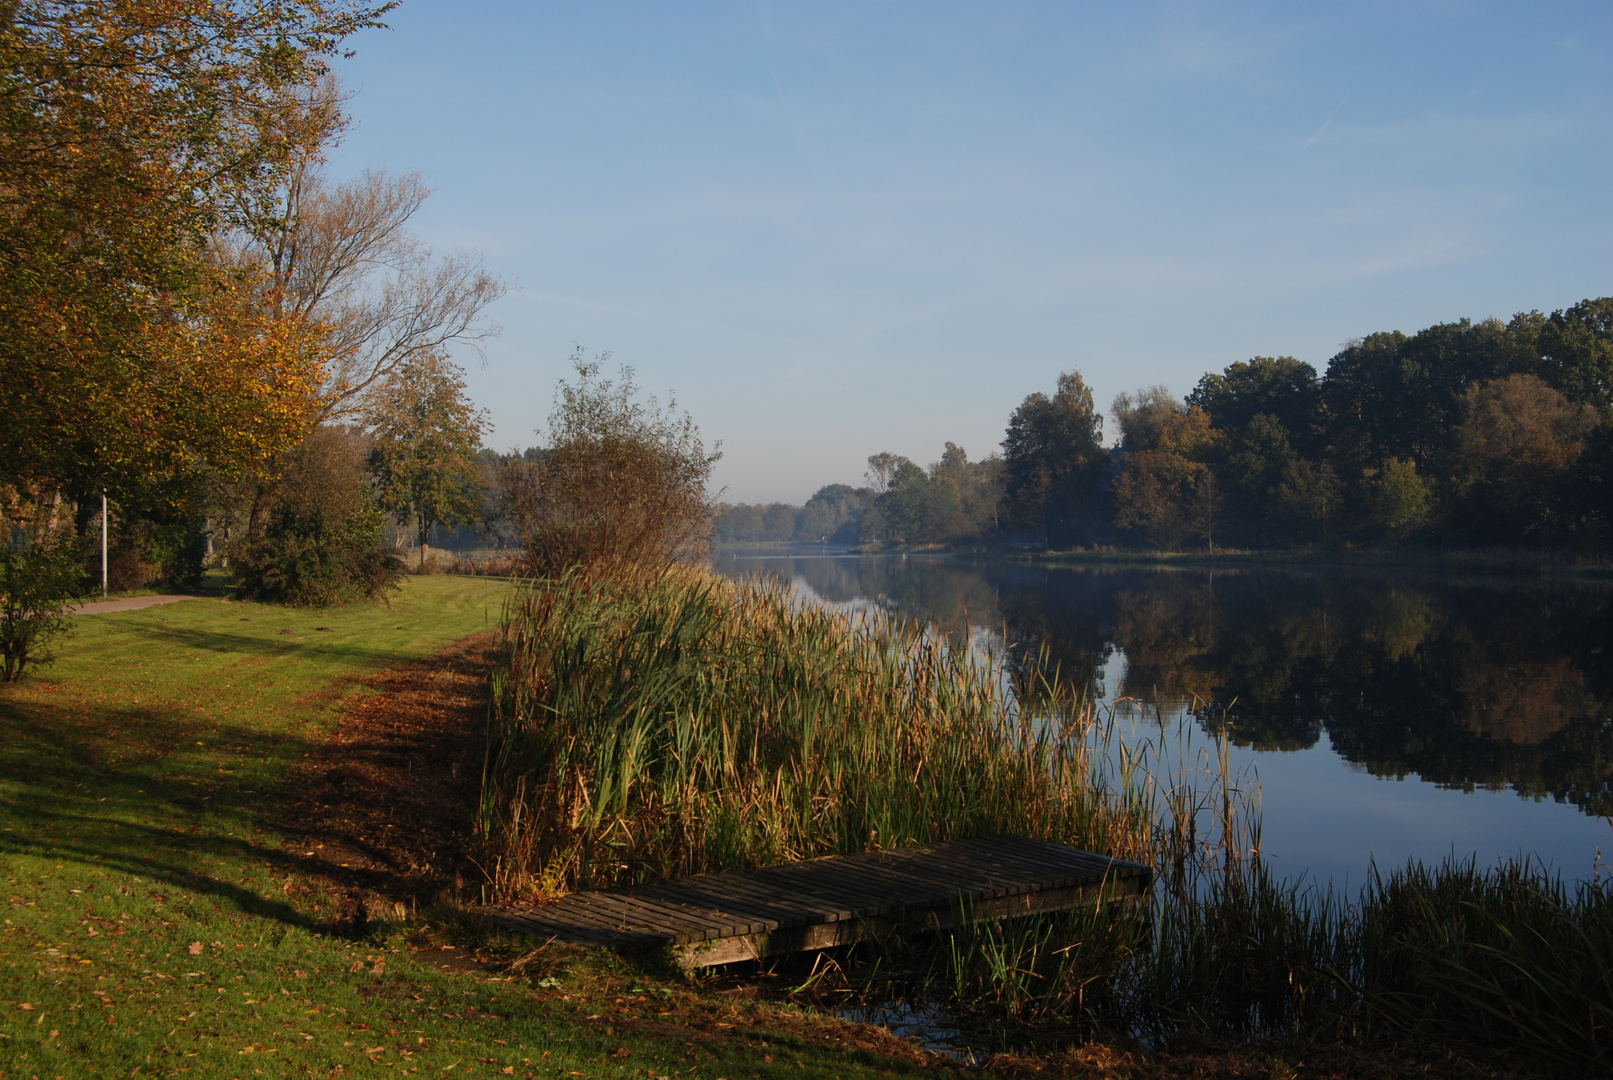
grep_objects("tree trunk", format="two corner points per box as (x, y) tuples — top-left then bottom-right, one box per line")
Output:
(248, 481), (274, 537)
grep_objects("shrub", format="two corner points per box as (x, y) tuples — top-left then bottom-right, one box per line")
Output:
(102, 513), (208, 591)
(500, 353), (719, 580)
(1, 536), (86, 681)
(232, 426), (403, 607)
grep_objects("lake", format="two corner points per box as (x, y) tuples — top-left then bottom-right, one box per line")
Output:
(712, 551), (1613, 891)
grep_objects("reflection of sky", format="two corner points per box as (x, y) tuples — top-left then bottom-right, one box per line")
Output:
(1096, 647), (1611, 890)
(717, 553), (1612, 888)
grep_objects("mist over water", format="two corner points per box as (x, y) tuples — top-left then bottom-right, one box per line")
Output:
(712, 551), (1613, 890)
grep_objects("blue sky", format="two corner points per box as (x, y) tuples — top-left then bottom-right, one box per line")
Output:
(328, 2), (1611, 503)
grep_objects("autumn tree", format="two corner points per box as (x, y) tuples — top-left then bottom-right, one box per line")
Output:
(1566, 420), (1613, 546)
(365, 353), (491, 567)
(1535, 298), (1613, 412)
(0, 1), (390, 509)
(800, 485), (868, 543)
(1188, 356), (1322, 452)
(0, 536), (84, 682)
(1320, 319), (1536, 475)
(930, 442), (1005, 539)
(1002, 371), (1108, 546)
(1453, 374), (1598, 543)
(1214, 415), (1305, 546)
(1368, 459), (1434, 542)
(1188, 472), (1226, 553)
(230, 424), (403, 606)
(1111, 385), (1183, 452)
(1112, 407), (1220, 550)
(876, 459), (943, 545)
(1275, 459), (1343, 544)
(216, 77), (505, 422)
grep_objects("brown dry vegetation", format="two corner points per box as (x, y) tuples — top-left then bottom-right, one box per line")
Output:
(277, 629), (500, 923)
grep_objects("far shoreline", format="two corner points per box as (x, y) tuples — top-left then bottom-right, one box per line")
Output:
(712, 540), (1613, 579)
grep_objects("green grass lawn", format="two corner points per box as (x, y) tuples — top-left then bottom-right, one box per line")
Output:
(0, 577), (935, 1079)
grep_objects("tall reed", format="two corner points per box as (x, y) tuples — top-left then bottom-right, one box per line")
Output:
(480, 566), (1148, 897)
(1352, 857), (1613, 1066)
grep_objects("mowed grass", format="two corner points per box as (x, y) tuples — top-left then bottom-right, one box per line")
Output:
(0, 577), (928, 1080)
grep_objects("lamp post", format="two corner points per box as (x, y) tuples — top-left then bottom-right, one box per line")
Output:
(101, 493), (108, 598)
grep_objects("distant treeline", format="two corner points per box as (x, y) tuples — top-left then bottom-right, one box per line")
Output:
(717, 296), (1612, 551)
(712, 447), (1002, 546)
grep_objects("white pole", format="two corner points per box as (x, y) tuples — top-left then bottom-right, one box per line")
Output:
(101, 492), (108, 598)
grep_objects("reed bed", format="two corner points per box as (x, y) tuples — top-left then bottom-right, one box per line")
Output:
(480, 566), (1613, 1068)
(480, 565), (1149, 896)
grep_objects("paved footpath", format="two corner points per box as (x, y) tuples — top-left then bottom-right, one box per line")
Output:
(69, 595), (199, 616)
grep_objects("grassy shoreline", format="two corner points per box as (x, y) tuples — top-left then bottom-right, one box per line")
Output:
(1, 577), (938, 1079)
(481, 567), (1148, 898)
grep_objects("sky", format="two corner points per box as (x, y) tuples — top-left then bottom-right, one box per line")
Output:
(326, 1), (1612, 504)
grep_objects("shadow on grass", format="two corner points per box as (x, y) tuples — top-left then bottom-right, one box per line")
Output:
(145, 625), (418, 665)
(0, 805), (322, 927)
(0, 633), (496, 937)
(0, 695), (396, 936)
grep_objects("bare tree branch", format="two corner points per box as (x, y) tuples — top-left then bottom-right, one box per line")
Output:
(219, 82), (504, 419)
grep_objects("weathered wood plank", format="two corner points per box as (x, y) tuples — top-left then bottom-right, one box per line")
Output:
(479, 836), (1151, 967)
(569, 892), (731, 940)
(676, 874), (1149, 967)
(636, 881), (833, 930)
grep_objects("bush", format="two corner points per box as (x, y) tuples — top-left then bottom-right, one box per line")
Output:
(231, 426), (403, 607)
(1, 536), (86, 681)
(499, 353), (718, 580)
(102, 513), (208, 592)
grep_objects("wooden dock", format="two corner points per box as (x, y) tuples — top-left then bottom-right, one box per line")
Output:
(481, 835), (1151, 967)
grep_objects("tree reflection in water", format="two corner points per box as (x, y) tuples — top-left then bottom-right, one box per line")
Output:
(714, 553), (1613, 818)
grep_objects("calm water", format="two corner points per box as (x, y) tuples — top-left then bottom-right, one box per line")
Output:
(712, 551), (1613, 891)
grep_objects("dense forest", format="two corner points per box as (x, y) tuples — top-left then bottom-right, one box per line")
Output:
(716, 297), (1613, 552)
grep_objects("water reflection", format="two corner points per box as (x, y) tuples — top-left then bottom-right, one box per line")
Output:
(713, 552), (1613, 883)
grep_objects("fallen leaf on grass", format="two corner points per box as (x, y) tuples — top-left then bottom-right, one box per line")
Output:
(187, 942), (203, 955)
